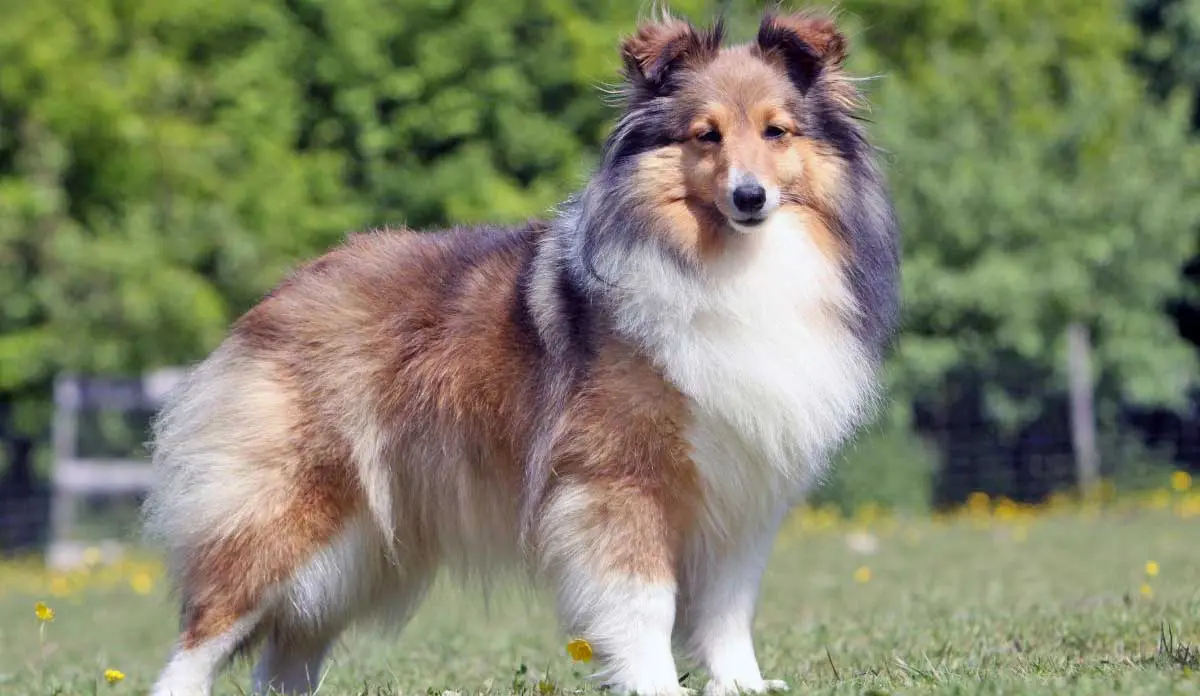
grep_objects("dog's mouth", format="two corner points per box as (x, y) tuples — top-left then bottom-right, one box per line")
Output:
(727, 215), (768, 233)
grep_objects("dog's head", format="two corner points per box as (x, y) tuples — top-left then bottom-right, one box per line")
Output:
(602, 10), (874, 258)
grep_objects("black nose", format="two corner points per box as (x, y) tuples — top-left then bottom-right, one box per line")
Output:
(732, 184), (766, 214)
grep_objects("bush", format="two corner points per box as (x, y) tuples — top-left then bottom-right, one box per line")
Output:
(811, 416), (938, 515)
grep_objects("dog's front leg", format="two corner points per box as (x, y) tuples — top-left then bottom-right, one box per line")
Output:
(677, 513), (789, 696)
(539, 481), (690, 696)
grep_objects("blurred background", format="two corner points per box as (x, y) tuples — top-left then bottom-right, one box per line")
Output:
(0, 0), (1198, 559)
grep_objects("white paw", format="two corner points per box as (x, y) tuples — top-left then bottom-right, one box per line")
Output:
(703, 678), (790, 696)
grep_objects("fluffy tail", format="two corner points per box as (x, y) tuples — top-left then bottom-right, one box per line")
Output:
(142, 340), (304, 579)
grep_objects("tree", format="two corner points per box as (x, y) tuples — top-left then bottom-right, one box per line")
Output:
(0, 0), (712, 490)
(0, 0), (363, 486)
(1131, 0), (1200, 122)
(1130, 0), (1200, 348)
(725, 0), (1200, 505)
(819, 0), (1200, 414)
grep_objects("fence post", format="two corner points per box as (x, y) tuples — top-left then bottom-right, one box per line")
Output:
(46, 369), (186, 568)
(1066, 322), (1100, 497)
(49, 376), (80, 553)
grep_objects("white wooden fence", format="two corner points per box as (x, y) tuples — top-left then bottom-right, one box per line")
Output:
(48, 368), (186, 568)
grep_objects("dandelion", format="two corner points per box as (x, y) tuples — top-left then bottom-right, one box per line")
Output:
(1140, 583), (1154, 599)
(567, 638), (593, 663)
(130, 572), (154, 595)
(966, 491), (990, 513)
(104, 669), (126, 685)
(1145, 561), (1160, 577)
(1172, 470), (1192, 493)
(995, 498), (1018, 522)
(854, 566), (872, 584)
(34, 601), (55, 622)
(34, 600), (54, 665)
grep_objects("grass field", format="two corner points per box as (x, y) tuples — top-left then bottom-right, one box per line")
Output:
(1, 491), (1198, 695)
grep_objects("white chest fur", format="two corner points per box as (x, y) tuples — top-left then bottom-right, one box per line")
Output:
(612, 212), (878, 533)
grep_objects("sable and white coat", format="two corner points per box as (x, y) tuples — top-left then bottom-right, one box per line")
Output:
(144, 10), (900, 696)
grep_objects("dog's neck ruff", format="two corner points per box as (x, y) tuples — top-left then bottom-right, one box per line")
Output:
(601, 211), (879, 499)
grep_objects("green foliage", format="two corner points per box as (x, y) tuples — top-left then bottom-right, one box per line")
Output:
(1131, 0), (1200, 105)
(2, 0), (1199, 487)
(829, 0), (1200, 413)
(1131, 0), (1200, 323)
(812, 417), (937, 514)
(0, 0), (364, 436)
(265, 0), (704, 229)
(0, 0), (711, 443)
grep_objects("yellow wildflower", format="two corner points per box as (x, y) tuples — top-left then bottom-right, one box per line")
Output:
(130, 572), (154, 595)
(1172, 470), (1192, 493)
(1140, 583), (1153, 599)
(966, 491), (990, 512)
(34, 601), (55, 622)
(566, 638), (593, 663)
(995, 498), (1018, 522)
(1145, 561), (1160, 577)
(104, 669), (126, 685)
(854, 566), (872, 583)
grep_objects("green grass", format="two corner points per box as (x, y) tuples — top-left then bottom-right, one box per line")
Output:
(1, 506), (1198, 695)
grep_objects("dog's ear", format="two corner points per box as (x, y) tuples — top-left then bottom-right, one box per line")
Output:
(621, 16), (722, 96)
(756, 12), (847, 92)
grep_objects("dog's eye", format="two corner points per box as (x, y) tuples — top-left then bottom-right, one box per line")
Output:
(763, 125), (788, 140)
(697, 129), (722, 144)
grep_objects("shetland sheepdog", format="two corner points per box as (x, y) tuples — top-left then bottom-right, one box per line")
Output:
(144, 9), (900, 696)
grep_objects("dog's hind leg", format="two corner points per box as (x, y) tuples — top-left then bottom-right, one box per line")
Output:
(250, 517), (431, 696)
(251, 563), (435, 696)
(144, 344), (379, 695)
(150, 488), (366, 696)
(249, 527), (364, 696)
(152, 607), (267, 696)
(252, 629), (335, 696)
